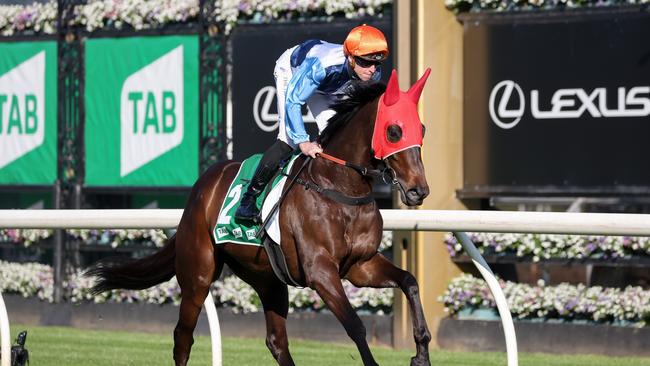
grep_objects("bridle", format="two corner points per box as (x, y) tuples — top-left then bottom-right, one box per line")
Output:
(318, 152), (397, 185)
(319, 151), (410, 200)
(281, 150), (407, 207)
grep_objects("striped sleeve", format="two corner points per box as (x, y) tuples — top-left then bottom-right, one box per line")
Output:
(284, 57), (326, 145)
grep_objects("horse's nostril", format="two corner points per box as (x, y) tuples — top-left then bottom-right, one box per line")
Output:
(407, 189), (420, 200)
(406, 187), (428, 203)
(418, 186), (430, 198)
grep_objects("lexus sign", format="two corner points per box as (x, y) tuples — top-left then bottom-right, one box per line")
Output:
(462, 11), (650, 196)
(489, 80), (650, 129)
(489, 80), (525, 129)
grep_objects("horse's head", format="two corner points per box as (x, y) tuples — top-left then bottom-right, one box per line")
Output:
(372, 69), (431, 206)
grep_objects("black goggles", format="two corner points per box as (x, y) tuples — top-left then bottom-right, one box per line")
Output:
(354, 56), (382, 68)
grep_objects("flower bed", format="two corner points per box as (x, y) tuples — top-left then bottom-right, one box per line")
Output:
(0, 261), (53, 301)
(440, 273), (650, 327)
(0, 228), (167, 248)
(213, 0), (392, 33)
(0, 229), (51, 246)
(0, 260), (393, 314)
(0, 228), (393, 251)
(0, 0), (393, 36)
(445, 0), (649, 14)
(71, 0), (200, 32)
(0, 1), (56, 36)
(66, 229), (168, 248)
(444, 232), (650, 262)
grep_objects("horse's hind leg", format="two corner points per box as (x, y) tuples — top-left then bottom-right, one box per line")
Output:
(308, 261), (379, 366)
(228, 261), (295, 366)
(345, 254), (431, 366)
(172, 225), (218, 366)
(258, 280), (295, 366)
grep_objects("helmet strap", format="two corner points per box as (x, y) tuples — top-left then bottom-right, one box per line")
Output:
(347, 55), (356, 68)
(346, 56), (360, 80)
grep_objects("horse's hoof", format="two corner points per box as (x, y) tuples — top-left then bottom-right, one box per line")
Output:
(410, 356), (431, 366)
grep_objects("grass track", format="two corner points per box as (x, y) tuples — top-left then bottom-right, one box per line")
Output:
(8, 324), (650, 365)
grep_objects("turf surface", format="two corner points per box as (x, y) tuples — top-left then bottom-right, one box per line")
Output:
(7, 324), (650, 365)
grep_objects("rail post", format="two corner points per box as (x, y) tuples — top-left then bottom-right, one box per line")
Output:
(453, 232), (518, 366)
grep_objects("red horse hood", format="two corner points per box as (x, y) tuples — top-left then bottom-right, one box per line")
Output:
(372, 68), (431, 160)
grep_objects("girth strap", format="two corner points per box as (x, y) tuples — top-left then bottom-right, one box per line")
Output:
(263, 236), (301, 287)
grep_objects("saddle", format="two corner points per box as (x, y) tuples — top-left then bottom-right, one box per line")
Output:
(213, 154), (302, 286)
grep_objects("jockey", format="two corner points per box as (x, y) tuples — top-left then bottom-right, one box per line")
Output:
(235, 24), (389, 222)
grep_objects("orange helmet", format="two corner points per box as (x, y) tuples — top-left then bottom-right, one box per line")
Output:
(343, 24), (389, 62)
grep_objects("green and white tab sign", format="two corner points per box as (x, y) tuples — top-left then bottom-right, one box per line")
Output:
(0, 41), (57, 185)
(85, 36), (198, 186)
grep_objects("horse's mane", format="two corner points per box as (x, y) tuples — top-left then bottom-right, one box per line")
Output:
(318, 81), (386, 147)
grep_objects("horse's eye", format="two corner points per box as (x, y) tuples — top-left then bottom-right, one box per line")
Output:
(421, 123), (426, 137)
(386, 124), (402, 143)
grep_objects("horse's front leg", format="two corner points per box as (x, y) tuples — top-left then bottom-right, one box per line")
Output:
(307, 259), (379, 366)
(345, 253), (431, 366)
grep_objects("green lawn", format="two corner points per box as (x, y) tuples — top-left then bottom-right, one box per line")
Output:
(7, 324), (650, 366)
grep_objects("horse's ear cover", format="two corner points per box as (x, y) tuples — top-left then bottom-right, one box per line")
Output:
(372, 68), (431, 160)
(407, 68), (431, 103)
(383, 70), (401, 106)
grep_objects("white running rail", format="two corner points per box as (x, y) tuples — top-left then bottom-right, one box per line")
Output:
(3, 209), (650, 235)
(203, 294), (222, 365)
(0, 292), (9, 366)
(3, 208), (650, 366)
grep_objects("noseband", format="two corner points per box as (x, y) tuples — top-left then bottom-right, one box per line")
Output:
(380, 155), (410, 201)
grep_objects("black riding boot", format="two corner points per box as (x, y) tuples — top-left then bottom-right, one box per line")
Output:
(235, 140), (293, 222)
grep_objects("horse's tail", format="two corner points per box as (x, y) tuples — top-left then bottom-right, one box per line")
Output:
(86, 234), (177, 294)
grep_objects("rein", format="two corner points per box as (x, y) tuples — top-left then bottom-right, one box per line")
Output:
(318, 152), (401, 186)
(318, 152), (391, 181)
(288, 152), (400, 206)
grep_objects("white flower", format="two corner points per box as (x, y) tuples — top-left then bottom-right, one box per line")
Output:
(446, 232), (650, 261)
(440, 274), (650, 326)
(2, 260), (395, 314)
(0, 1), (57, 36)
(0, 0), (391, 35)
(213, 0), (392, 34)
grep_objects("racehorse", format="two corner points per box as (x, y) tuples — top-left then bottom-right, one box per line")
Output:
(87, 68), (432, 366)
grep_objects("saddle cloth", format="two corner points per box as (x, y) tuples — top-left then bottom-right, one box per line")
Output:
(213, 154), (299, 246)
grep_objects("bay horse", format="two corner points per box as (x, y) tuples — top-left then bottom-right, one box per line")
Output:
(88, 69), (432, 366)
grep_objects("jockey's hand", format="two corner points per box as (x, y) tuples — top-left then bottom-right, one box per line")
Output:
(298, 141), (323, 158)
